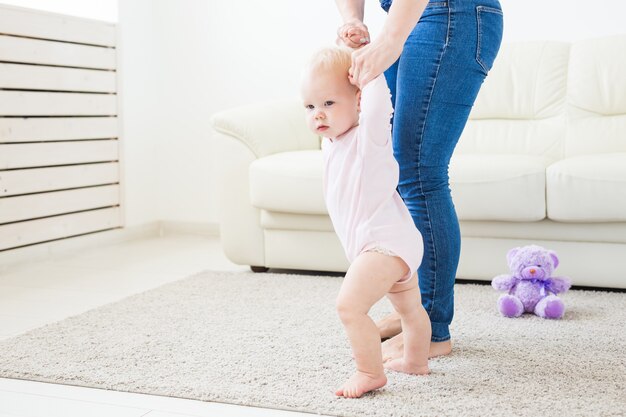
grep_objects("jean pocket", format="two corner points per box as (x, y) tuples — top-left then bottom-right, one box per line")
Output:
(475, 5), (504, 75)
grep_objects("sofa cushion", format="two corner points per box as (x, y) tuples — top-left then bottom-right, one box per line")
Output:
(260, 210), (333, 232)
(251, 151), (552, 222)
(565, 36), (626, 157)
(457, 42), (569, 161)
(469, 41), (570, 120)
(547, 153), (626, 222)
(449, 154), (551, 221)
(249, 150), (326, 214)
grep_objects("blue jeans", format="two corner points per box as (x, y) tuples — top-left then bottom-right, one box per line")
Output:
(381, 0), (503, 341)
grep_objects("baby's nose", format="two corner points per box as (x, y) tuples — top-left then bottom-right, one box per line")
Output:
(315, 111), (325, 119)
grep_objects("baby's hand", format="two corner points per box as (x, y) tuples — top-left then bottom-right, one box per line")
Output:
(336, 21), (370, 49)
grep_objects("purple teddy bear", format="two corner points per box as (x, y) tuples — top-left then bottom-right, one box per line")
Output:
(492, 245), (571, 319)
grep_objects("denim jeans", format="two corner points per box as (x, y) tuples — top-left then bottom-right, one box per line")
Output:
(381, 0), (503, 341)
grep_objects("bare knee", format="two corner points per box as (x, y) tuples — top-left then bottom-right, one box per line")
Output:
(387, 286), (422, 317)
(335, 296), (365, 324)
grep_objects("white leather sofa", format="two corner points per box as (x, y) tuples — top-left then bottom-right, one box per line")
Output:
(210, 35), (626, 289)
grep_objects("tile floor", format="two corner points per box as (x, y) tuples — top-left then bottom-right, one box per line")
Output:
(0, 234), (321, 417)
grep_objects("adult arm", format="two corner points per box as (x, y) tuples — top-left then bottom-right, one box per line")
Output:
(349, 0), (429, 87)
(335, 0), (369, 48)
(335, 0), (365, 24)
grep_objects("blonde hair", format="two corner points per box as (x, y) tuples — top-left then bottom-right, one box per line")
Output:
(305, 46), (352, 75)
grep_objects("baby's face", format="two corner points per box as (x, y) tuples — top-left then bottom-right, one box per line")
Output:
(300, 66), (360, 140)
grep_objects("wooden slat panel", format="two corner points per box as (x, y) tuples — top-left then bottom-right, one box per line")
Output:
(0, 91), (116, 116)
(0, 5), (116, 47)
(0, 140), (118, 170)
(0, 6), (122, 252)
(0, 63), (116, 93)
(0, 35), (115, 69)
(0, 207), (121, 251)
(0, 117), (117, 143)
(0, 163), (119, 197)
(0, 184), (119, 224)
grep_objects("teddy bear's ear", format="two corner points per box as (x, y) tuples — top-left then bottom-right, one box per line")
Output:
(548, 251), (559, 268)
(506, 247), (520, 265)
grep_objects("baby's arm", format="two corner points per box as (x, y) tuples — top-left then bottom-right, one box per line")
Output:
(358, 74), (394, 146)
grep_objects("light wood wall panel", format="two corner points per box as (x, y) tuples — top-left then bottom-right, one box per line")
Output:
(0, 63), (116, 93)
(0, 5), (116, 46)
(0, 208), (122, 251)
(0, 91), (116, 116)
(0, 35), (116, 69)
(0, 5), (122, 251)
(0, 140), (118, 170)
(0, 185), (119, 224)
(0, 118), (118, 143)
(0, 163), (120, 197)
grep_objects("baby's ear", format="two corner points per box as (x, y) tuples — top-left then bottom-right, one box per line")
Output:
(548, 251), (559, 269)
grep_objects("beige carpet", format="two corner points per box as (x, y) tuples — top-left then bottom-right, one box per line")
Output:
(0, 271), (625, 417)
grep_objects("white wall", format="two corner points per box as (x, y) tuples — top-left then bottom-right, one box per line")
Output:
(207, 0), (626, 111)
(501, 0), (626, 42)
(118, 0), (214, 227)
(117, 1), (161, 227)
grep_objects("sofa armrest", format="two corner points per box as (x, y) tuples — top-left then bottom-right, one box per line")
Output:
(209, 99), (320, 159)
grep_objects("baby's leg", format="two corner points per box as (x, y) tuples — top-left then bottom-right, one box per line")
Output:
(335, 252), (409, 398)
(384, 274), (431, 375)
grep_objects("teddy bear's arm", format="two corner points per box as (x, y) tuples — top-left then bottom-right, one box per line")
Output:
(491, 274), (517, 292)
(546, 277), (572, 294)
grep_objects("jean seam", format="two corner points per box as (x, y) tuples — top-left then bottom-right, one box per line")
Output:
(475, 6), (503, 75)
(476, 7), (487, 75)
(477, 5), (503, 15)
(416, 3), (451, 320)
(432, 335), (451, 342)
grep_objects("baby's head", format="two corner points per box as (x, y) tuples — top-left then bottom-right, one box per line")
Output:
(300, 47), (361, 140)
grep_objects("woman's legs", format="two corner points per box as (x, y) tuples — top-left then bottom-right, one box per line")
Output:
(382, 0), (503, 346)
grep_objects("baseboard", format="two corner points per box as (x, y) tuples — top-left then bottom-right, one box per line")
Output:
(0, 223), (160, 271)
(158, 221), (220, 237)
(0, 221), (221, 272)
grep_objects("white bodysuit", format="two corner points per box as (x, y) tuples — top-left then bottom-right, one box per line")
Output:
(321, 75), (424, 282)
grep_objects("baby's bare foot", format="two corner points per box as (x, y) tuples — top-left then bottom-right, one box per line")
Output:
(382, 334), (452, 362)
(376, 311), (402, 340)
(384, 358), (430, 375)
(381, 333), (404, 363)
(335, 371), (387, 398)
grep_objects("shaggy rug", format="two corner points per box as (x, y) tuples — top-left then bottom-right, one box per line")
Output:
(0, 271), (625, 417)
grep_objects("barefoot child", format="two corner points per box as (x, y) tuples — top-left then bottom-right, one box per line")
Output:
(300, 47), (431, 398)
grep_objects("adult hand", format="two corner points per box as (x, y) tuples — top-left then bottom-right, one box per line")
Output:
(348, 36), (403, 88)
(336, 21), (370, 49)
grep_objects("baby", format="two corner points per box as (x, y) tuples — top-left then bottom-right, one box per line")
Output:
(300, 47), (431, 398)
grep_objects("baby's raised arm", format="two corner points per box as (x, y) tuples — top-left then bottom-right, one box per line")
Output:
(358, 74), (394, 147)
